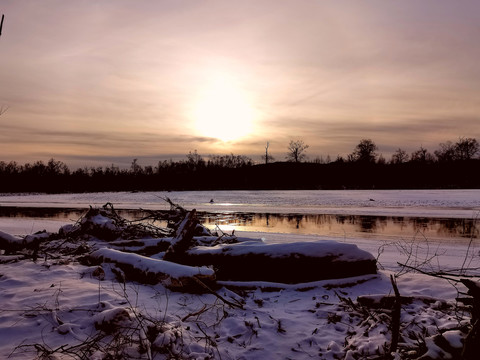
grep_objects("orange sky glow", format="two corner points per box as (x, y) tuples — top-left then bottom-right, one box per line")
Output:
(1, 0), (480, 168)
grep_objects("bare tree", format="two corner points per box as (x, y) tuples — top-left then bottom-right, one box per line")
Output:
(186, 150), (205, 170)
(262, 142), (274, 164)
(410, 146), (434, 163)
(350, 139), (378, 163)
(130, 158), (142, 174)
(455, 137), (479, 160)
(286, 140), (309, 163)
(434, 141), (456, 162)
(391, 148), (409, 164)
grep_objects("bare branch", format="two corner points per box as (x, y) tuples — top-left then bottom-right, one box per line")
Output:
(0, 14), (4, 37)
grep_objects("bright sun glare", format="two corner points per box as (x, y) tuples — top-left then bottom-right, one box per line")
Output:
(192, 75), (255, 142)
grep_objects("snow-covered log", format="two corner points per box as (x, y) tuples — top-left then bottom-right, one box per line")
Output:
(0, 230), (50, 253)
(88, 248), (215, 292)
(109, 237), (173, 255)
(0, 231), (23, 252)
(178, 240), (377, 283)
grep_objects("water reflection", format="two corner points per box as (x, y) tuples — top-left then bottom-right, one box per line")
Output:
(199, 212), (479, 241)
(0, 207), (478, 241)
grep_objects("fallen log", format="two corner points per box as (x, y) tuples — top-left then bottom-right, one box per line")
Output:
(0, 230), (50, 254)
(87, 247), (215, 292)
(109, 237), (173, 256)
(177, 240), (377, 283)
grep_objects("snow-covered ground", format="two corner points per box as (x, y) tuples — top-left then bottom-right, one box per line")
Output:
(0, 190), (479, 359)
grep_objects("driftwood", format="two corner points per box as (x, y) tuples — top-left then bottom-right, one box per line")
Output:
(176, 241), (377, 283)
(0, 230), (50, 255)
(86, 248), (215, 293)
(109, 238), (173, 256)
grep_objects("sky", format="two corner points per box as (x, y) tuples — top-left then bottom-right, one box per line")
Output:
(1, 0), (480, 168)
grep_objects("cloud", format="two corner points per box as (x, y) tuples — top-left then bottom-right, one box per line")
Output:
(1, 1), (480, 166)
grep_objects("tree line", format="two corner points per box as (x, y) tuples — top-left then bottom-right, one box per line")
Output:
(0, 137), (479, 193)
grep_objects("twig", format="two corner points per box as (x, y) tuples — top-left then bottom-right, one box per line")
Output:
(191, 277), (244, 309)
(397, 262), (461, 282)
(181, 304), (208, 322)
(0, 14), (4, 37)
(389, 275), (401, 355)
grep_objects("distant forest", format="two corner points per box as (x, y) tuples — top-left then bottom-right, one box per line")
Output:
(1, 138), (479, 193)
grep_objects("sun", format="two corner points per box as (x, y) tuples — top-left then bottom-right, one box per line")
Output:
(192, 75), (255, 142)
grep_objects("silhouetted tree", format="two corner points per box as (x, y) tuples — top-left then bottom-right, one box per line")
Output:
(46, 158), (69, 175)
(435, 141), (457, 162)
(334, 155), (345, 163)
(105, 164), (120, 176)
(1, 136), (479, 192)
(262, 142), (274, 164)
(131, 158), (142, 174)
(350, 139), (378, 163)
(208, 153), (252, 168)
(286, 140), (309, 163)
(410, 146), (434, 163)
(455, 137), (479, 160)
(391, 148), (409, 164)
(186, 150), (205, 170)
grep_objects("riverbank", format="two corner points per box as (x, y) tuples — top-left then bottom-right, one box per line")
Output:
(1, 193), (479, 359)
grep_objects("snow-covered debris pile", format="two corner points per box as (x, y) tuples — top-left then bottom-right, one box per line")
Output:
(0, 202), (378, 286)
(68, 203), (176, 240)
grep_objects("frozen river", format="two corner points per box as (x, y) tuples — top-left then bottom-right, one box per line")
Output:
(0, 190), (479, 242)
(1, 189), (480, 217)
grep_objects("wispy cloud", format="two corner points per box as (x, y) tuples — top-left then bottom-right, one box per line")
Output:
(1, 0), (480, 166)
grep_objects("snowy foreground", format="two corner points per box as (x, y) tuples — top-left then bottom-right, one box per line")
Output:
(1, 203), (479, 359)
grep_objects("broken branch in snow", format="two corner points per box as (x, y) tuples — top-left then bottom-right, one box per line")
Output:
(163, 209), (198, 263)
(190, 276), (244, 309)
